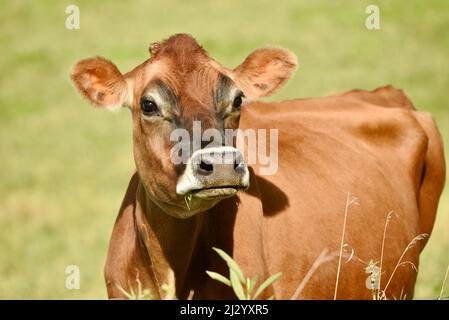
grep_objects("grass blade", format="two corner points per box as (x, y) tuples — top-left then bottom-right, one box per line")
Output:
(248, 275), (259, 297)
(212, 247), (245, 283)
(206, 271), (231, 287)
(230, 269), (246, 300)
(254, 272), (282, 299)
(116, 283), (135, 299)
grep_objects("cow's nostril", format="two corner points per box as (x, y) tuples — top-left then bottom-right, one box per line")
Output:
(198, 160), (214, 175)
(234, 160), (240, 170)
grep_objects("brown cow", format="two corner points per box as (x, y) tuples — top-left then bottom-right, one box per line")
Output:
(70, 34), (445, 300)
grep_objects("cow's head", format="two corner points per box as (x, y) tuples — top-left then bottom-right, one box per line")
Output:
(71, 34), (296, 218)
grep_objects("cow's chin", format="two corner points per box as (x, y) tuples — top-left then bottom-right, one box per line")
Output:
(192, 187), (239, 199)
(166, 187), (244, 219)
(156, 193), (227, 219)
(156, 187), (242, 219)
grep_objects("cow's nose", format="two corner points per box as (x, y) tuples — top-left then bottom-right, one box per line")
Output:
(176, 146), (250, 196)
(193, 148), (246, 180)
(195, 149), (246, 178)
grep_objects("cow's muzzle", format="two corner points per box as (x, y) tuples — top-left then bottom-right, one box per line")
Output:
(176, 146), (249, 199)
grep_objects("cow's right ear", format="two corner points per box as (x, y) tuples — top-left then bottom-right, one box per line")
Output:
(70, 57), (132, 110)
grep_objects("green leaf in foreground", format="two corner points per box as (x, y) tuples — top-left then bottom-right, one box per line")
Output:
(206, 271), (231, 287)
(253, 272), (282, 299)
(207, 247), (283, 300)
(230, 269), (246, 300)
(248, 275), (259, 297)
(212, 247), (245, 283)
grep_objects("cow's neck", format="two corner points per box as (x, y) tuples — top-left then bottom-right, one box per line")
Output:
(133, 169), (270, 299)
(134, 181), (206, 298)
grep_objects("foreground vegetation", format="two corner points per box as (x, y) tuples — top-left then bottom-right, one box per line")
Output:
(0, 0), (448, 298)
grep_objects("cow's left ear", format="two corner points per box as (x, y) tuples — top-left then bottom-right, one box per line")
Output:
(232, 47), (297, 99)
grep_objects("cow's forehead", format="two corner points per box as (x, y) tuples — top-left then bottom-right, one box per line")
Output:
(130, 34), (235, 112)
(138, 56), (225, 109)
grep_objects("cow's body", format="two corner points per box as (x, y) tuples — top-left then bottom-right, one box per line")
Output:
(104, 86), (445, 300)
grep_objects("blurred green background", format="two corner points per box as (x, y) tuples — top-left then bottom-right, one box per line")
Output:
(0, 0), (447, 299)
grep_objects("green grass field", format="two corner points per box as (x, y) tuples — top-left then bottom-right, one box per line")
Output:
(0, 0), (448, 299)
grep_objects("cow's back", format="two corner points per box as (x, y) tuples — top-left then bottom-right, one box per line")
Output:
(231, 86), (445, 299)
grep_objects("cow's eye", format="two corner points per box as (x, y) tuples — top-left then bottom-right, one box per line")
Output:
(232, 94), (244, 109)
(140, 98), (160, 116)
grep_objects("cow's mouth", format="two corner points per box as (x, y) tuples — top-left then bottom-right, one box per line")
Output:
(190, 186), (243, 199)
